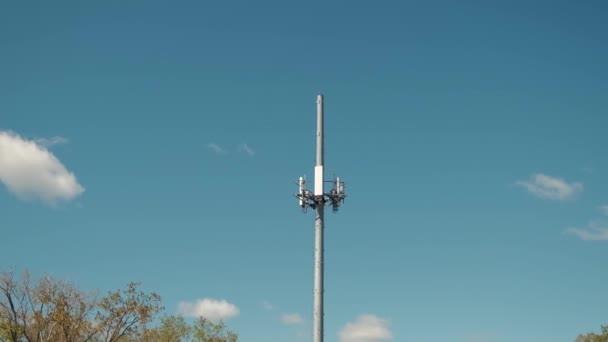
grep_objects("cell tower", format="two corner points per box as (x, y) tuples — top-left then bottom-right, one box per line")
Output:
(295, 95), (346, 342)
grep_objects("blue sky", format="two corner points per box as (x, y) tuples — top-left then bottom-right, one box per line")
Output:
(1, 1), (608, 341)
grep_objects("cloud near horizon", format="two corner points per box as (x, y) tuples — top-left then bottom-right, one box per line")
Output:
(464, 332), (497, 342)
(338, 315), (393, 342)
(516, 173), (582, 200)
(566, 222), (608, 241)
(0, 131), (84, 204)
(262, 300), (274, 311)
(177, 298), (239, 321)
(281, 313), (304, 325)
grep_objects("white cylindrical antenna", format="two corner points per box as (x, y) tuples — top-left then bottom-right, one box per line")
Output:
(336, 177), (342, 194)
(299, 177), (306, 207)
(314, 95), (324, 196)
(316, 95), (324, 167)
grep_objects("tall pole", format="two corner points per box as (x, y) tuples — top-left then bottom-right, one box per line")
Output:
(295, 95), (345, 342)
(313, 94), (324, 342)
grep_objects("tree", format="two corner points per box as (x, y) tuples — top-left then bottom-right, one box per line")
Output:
(95, 282), (162, 342)
(34, 275), (97, 342)
(192, 318), (237, 342)
(0, 271), (96, 342)
(0, 271), (24, 342)
(576, 326), (608, 342)
(1, 270), (238, 342)
(144, 315), (191, 342)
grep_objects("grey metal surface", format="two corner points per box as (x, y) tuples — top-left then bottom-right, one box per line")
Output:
(316, 95), (324, 167)
(314, 201), (324, 342)
(294, 95), (346, 342)
(314, 94), (325, 342)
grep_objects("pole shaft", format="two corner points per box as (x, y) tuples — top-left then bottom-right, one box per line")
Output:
(316, 95), (324, 167)
(314, 94), (324, 342)
(314, 204), (324, 342)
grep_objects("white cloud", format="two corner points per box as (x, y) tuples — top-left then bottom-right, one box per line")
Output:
(237, 143), (255, 157)
(281, 313), (304, 325)
(516, 173), (582, 200)
(262, 300), (274, 311)
(582, 166), (595, 174)
(566, 222), (608, 241)
(338, 315), (393, 342)
(35, 136), (69, 147)
(177, 298), (239, 321)
(206, 143), (226, 155)
(599, 205), (608, 216)
(0, 131), (84, 204)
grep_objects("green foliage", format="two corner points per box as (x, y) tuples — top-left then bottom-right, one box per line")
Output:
(145, 315), (191, 342)
(0, 270), (238, 342)
(192, 317), (238, 342)
(142, 315), (238, 342)
(575, 325), (608, 342)
(96, 282), (163, 342)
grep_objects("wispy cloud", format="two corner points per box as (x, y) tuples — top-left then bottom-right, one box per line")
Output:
(177, 298), (239, 321)
(237, 143), (255, 157)
(0, 131), (84, 204)
(566, 222), (608, 241)
(582, 167), (595, 174)
(297, 329), (309, 338)
(464, 332), (497, 342)
(599, 205), (608, 216)
(516, 173), (582, 200)
(206, 143), (227, 155)
(338, 314), (393, 342)
(35, 136), (69, 147)
(261, 300), (274, 311)
(281, 313), (304, 325)
(206, 142), (255, 157)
